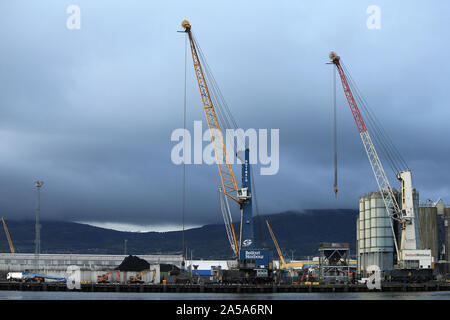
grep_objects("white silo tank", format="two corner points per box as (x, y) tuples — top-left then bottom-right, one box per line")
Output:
(370, 191), (394, 271)
(358, 195), (366, 273)
(364, 196), (371, 255)
(366, 195), (374, 267)
(356, 216), (360, 272)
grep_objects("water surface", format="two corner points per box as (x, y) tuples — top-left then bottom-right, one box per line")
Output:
(0, 290), (449, 300)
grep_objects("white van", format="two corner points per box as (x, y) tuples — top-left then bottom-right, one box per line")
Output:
(6, 272), (24, 281)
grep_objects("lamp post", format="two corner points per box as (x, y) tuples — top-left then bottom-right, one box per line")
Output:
(34, 181), (44, 273)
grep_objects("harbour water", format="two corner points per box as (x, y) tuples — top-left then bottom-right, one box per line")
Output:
(0, 290), (449, 300)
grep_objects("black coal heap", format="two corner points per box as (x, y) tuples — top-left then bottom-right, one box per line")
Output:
(115, 255), (150, 271)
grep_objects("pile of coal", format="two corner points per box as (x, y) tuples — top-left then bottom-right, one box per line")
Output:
(160, 263), (181, 275)
(115, 255), (150, 271)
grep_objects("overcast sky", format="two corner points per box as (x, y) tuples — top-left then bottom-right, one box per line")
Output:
(0, 1), (448, 231)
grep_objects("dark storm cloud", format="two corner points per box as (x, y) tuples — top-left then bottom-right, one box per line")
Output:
(0, 1), (448, 228)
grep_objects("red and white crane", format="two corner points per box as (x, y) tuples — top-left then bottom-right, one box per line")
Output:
(329, 52), (432, 271)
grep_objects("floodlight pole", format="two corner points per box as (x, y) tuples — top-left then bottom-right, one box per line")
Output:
(34, 181), (44, 273)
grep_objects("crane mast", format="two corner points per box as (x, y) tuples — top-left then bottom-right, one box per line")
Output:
(182, 20), (241, 254)
(329, 52), (427, 267)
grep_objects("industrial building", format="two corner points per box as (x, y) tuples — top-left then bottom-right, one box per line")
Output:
(0, 253), (183, 284)
(418, 200), (448, 262)
(357, 191), (449, 277)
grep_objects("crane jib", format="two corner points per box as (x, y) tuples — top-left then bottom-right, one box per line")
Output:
(185, 28), (240, 204)
(335, 63), (367, 133)
(183, 21), (240, 255)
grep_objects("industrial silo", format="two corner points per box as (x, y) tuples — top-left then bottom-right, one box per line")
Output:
(358, 198), (365, 274)
(356, 216), (360, 272)
(369, 192), (394, 272)
(358, 191), (395, 274)
(364, 194), (371, 267)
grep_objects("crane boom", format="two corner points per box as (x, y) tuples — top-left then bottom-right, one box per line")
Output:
(182, 20), (240, 255)
(182, 20), (239, 203)
(265, 220), (286, 267)
(1, 217), (15, 254)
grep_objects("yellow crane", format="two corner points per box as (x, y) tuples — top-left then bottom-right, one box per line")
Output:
(265, 220), (286, 268)
(182, 20), (240, 255)
(266, 220), (357, 271)
(1, 217), (15, 254)
(265, 220), (308, 270)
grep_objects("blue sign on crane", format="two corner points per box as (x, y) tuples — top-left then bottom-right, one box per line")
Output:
(239, 148), (254, 249)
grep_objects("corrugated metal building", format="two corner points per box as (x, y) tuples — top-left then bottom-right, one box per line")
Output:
(0, 253), (182, 272)
(419, 207), (439, 261)
(418, 201), (449, 263)
(0, 253), (182, 283)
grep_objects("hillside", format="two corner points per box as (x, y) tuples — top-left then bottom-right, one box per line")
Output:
(0, 209), (358, 259)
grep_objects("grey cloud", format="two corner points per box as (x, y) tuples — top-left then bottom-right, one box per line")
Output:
(0, 1), (448, 228)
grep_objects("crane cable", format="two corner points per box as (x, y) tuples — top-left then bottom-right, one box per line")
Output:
(332, 65), (338, 197)
(192, 31), (264, 247)
(192, 33), (241, 151)
(343, 61), (409, 172)
(338, 60), (409, 179)
(342, 62), (399, 173)
(182, 33), (187, 262)
(250, 164), (265, 248)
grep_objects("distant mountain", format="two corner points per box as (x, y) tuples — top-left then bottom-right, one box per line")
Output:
(0, 210), (358, 259)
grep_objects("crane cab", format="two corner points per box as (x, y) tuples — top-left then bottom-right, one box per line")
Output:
(237, 188), (251, 201)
